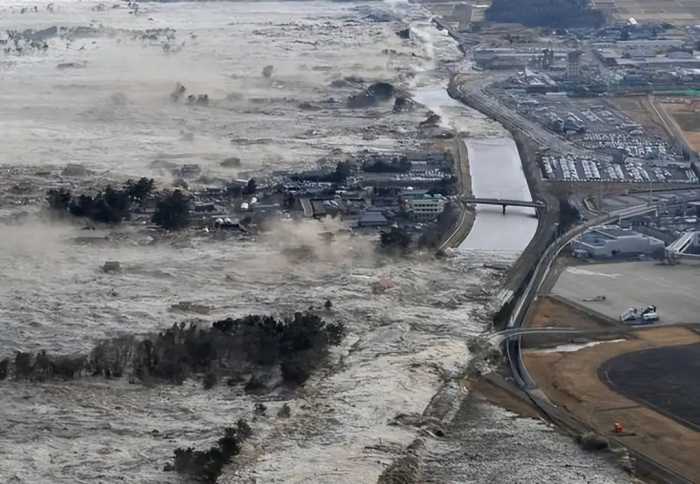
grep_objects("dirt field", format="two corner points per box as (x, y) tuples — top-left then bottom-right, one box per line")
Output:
(592, 0), (700, 25)
(527, 295), (618, 331)
(609, 97), (668, 139)
(660, 100), (700, 152)
(525, 325), (700, 482)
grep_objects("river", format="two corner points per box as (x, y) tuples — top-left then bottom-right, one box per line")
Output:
(459, 137), (538, 257)
(408, 16), (538, 260)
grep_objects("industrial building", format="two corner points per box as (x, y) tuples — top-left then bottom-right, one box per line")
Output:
(573, 225), (665, 258)
(474, 48), (572, 70)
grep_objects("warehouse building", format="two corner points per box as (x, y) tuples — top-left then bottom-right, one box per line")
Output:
(573, 225), (665, 258)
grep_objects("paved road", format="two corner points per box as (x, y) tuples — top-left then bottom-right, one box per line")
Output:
(506, 202), (661, 388)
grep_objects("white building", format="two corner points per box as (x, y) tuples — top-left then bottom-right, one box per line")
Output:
(402, 194), (447, 221)
(573, 226), (665, 258)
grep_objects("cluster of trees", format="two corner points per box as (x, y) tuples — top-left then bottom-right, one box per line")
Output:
(427, 175), (457, 196)
(347, 81), (395, 108)
(46, 177), (155, 224)
(47, 180), (193, 230)
(152, 189), (191, 230)
(486, 0), (604, 28)
(169, 419), (252, 483)
(558, 198), (581, 235)
(379, 226), (412, 254)
(291, 162), (353, 184)
(2, 312), (345, 388)
(225, 178), (257, 198)
(362, 157), (411, 174)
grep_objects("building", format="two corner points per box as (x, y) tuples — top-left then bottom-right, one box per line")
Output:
(402, 193), (447, 221)
(451, 2), (473, 31)
(357, 210), (390, 228)
(567, 50), (583, 81)
(573, 226), (665, 258)
(474, 48), (571, 70)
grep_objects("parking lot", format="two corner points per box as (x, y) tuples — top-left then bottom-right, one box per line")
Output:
(495, 91), (698, 183)
(552, 261), (700, 325)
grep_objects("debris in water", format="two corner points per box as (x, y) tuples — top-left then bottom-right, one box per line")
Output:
(102, 261), (121, 273)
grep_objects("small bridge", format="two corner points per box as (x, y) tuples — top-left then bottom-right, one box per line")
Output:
(461, 197), (546, 214)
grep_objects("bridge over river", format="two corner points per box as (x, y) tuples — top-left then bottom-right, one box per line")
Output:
(461, 197), (545, 214)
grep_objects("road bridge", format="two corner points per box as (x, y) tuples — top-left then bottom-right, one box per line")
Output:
(461, 197), (546, 214)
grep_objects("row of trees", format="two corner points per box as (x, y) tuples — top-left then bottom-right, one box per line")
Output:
(47, 179), (192, 230)
(362, 158), (411, 174)
(2, 311), (345, 387)
(290, 161), (353, 184)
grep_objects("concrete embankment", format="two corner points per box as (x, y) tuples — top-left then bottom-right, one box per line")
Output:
(438, 137), (475, 250)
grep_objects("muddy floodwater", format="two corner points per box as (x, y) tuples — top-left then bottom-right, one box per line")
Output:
(0, 1), (630, 483)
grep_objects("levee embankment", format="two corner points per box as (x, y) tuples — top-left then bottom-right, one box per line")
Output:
(439, 137), (475, 250)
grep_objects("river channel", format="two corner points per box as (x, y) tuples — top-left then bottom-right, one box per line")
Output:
(409, 16), (538, 259)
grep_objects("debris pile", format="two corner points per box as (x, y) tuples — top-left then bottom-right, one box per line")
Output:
(347, 82), (395, 108)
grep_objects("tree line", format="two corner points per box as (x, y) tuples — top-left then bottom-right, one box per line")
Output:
(1, 311), (345, 389)
(47, 178), (192, 230)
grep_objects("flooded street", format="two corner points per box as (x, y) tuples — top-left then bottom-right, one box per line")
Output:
(0, 1), (629, 483)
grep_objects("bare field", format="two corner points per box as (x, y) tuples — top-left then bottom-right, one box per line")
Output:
(527, 295), (617, 331)
(609, 97), (668, 139)
(592, 0), (700, 25)
(661, 100), (700, 152)
(525, 325), (700, 482)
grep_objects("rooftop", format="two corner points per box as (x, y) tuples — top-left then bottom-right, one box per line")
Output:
(597, 227), (635, 238)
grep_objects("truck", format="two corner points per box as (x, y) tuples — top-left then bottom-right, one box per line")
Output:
(620, 305), (658, 324)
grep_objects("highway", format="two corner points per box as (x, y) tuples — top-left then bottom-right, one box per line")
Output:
(450, 76), (594, 158)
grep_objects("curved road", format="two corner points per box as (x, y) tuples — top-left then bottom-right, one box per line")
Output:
(505, 202), (660, 388)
